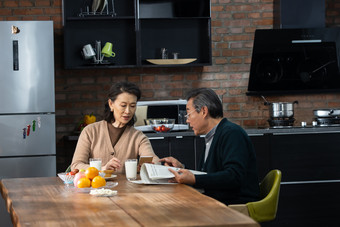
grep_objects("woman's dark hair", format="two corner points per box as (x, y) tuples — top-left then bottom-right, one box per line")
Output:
(104, 81), (141, 126)
(185, 88), (223, 118)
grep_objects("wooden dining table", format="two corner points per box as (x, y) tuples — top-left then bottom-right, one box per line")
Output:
(0, 174), (260, 227)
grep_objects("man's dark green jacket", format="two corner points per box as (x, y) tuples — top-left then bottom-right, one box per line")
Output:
(194, 118), (260, 205)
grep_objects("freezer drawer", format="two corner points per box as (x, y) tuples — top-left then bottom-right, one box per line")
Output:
(0, 156), (56, 179)
(0, 114), (55, 157)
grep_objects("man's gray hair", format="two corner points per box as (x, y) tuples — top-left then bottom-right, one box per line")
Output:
(185, 88), (223, 118)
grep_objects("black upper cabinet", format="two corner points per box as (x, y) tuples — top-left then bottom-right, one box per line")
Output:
(62, 0), (211, 69)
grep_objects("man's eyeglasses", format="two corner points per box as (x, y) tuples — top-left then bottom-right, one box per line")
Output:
(185, 109), (197, 119)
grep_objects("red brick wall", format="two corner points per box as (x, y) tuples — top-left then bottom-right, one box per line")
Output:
(1, 0), (340, 145)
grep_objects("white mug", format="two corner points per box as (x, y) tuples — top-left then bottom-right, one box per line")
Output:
(125, 159), (137, 180)
(82, 44), (96, 59)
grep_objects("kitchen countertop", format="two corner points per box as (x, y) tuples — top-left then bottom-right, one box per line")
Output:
(245, 126), (340, 136)
(64, 126), (340, 141)
(145, 125), (340, 137)
(148, 125), (340, 136)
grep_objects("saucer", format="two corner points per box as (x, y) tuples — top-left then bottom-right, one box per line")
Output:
(104, 174), (117, 180)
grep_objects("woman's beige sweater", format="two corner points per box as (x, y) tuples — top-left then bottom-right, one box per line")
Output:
(71, 120), (159, 173)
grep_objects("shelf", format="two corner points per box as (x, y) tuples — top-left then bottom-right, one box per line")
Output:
(66, 16), (135, 21)
(146, 58), (197, 65)
(139, 17), (210, 20)
(63, 0), (211, 69)
(65, 64), (138, 70)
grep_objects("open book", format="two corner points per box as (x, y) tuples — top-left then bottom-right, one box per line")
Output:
(130, 163), (207, 184)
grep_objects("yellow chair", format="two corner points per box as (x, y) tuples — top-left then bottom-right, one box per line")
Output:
(229, 169), (282, 223)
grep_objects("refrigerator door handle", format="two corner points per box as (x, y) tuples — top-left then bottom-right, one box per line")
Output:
(13, 40), (19, 71)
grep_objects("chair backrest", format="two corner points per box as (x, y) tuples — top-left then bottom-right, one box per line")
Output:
(246, 169), (282, 223)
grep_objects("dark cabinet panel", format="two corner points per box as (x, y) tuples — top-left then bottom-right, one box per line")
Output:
(249, 132), (340, 227)
(169, 136), (195, 170)
(148, 135), (203, 170)
(269, 183), (340, 227)
(139, 0), (210, 18)
(270, 133), (340, 181)
(249, 134), (271, 180)
(194, 136), (205, 170)
(149, 137), (170, 159)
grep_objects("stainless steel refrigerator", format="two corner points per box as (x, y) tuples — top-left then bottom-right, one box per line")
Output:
(0, 20), (56, 177)
(0, 21), (56, 226)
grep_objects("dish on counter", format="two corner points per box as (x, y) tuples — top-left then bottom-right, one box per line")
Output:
(146, 58), (197, 65)
(104, 174), (117, 180)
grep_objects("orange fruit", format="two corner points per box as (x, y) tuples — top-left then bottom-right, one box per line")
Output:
(85, 167), (99, 180)
(91, 176), (106, 188)
(77, 177), (91, 188)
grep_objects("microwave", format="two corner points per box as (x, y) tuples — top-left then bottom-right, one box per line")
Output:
(134, 100), (189, 132)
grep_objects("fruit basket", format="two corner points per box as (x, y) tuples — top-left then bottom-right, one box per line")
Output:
(149, 118), (175, 133)
(57, 172), (75, 184)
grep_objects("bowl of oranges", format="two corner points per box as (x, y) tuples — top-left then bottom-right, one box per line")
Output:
(73, 167), (118, 192)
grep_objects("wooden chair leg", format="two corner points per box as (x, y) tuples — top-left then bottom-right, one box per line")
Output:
(229, 204), (250, 216)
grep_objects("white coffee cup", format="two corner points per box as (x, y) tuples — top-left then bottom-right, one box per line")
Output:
(125, 159), (137, 180)
(82, 44), (96, 59)
(90, 158), (102, 171)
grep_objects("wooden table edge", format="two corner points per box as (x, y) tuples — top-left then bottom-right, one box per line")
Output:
(1, 180), (20, 227)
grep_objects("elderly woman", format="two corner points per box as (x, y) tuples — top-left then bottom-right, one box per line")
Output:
(71, 81), (159, 173)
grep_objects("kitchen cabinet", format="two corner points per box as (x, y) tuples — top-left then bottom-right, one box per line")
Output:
(195, 135), (205, 170)
(249, 134), (271, 180)
(148, 136), (170, 159)
(270, 133), (340, 181)
(169, 136), (195, 170)
(249, 132), (340, 227)
(148, 135), (198, 170)
(62, 0), (211, 69)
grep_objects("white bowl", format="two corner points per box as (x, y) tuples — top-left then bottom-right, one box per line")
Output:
(58, 172), (75, 184)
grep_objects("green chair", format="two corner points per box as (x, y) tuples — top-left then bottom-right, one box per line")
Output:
(229, 169), (282, 223)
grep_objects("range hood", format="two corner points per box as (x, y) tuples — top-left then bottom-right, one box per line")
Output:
(247, 28), (340, 96)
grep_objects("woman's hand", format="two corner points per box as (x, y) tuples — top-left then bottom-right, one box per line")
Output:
(159, 157), (184, 168)
(168, 168), (195, 185)
(103, 157), (121, 171)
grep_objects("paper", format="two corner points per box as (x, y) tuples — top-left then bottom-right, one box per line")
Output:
(130, 163), (206, 185)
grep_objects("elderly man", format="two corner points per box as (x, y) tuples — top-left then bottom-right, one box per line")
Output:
(159, 88), (259, 205)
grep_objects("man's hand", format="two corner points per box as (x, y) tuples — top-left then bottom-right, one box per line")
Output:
(159, 157), (184, 168)
(168, 168), (196, 185)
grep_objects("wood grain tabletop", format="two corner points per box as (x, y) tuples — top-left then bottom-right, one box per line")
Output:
(0, 175), (260, 227)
